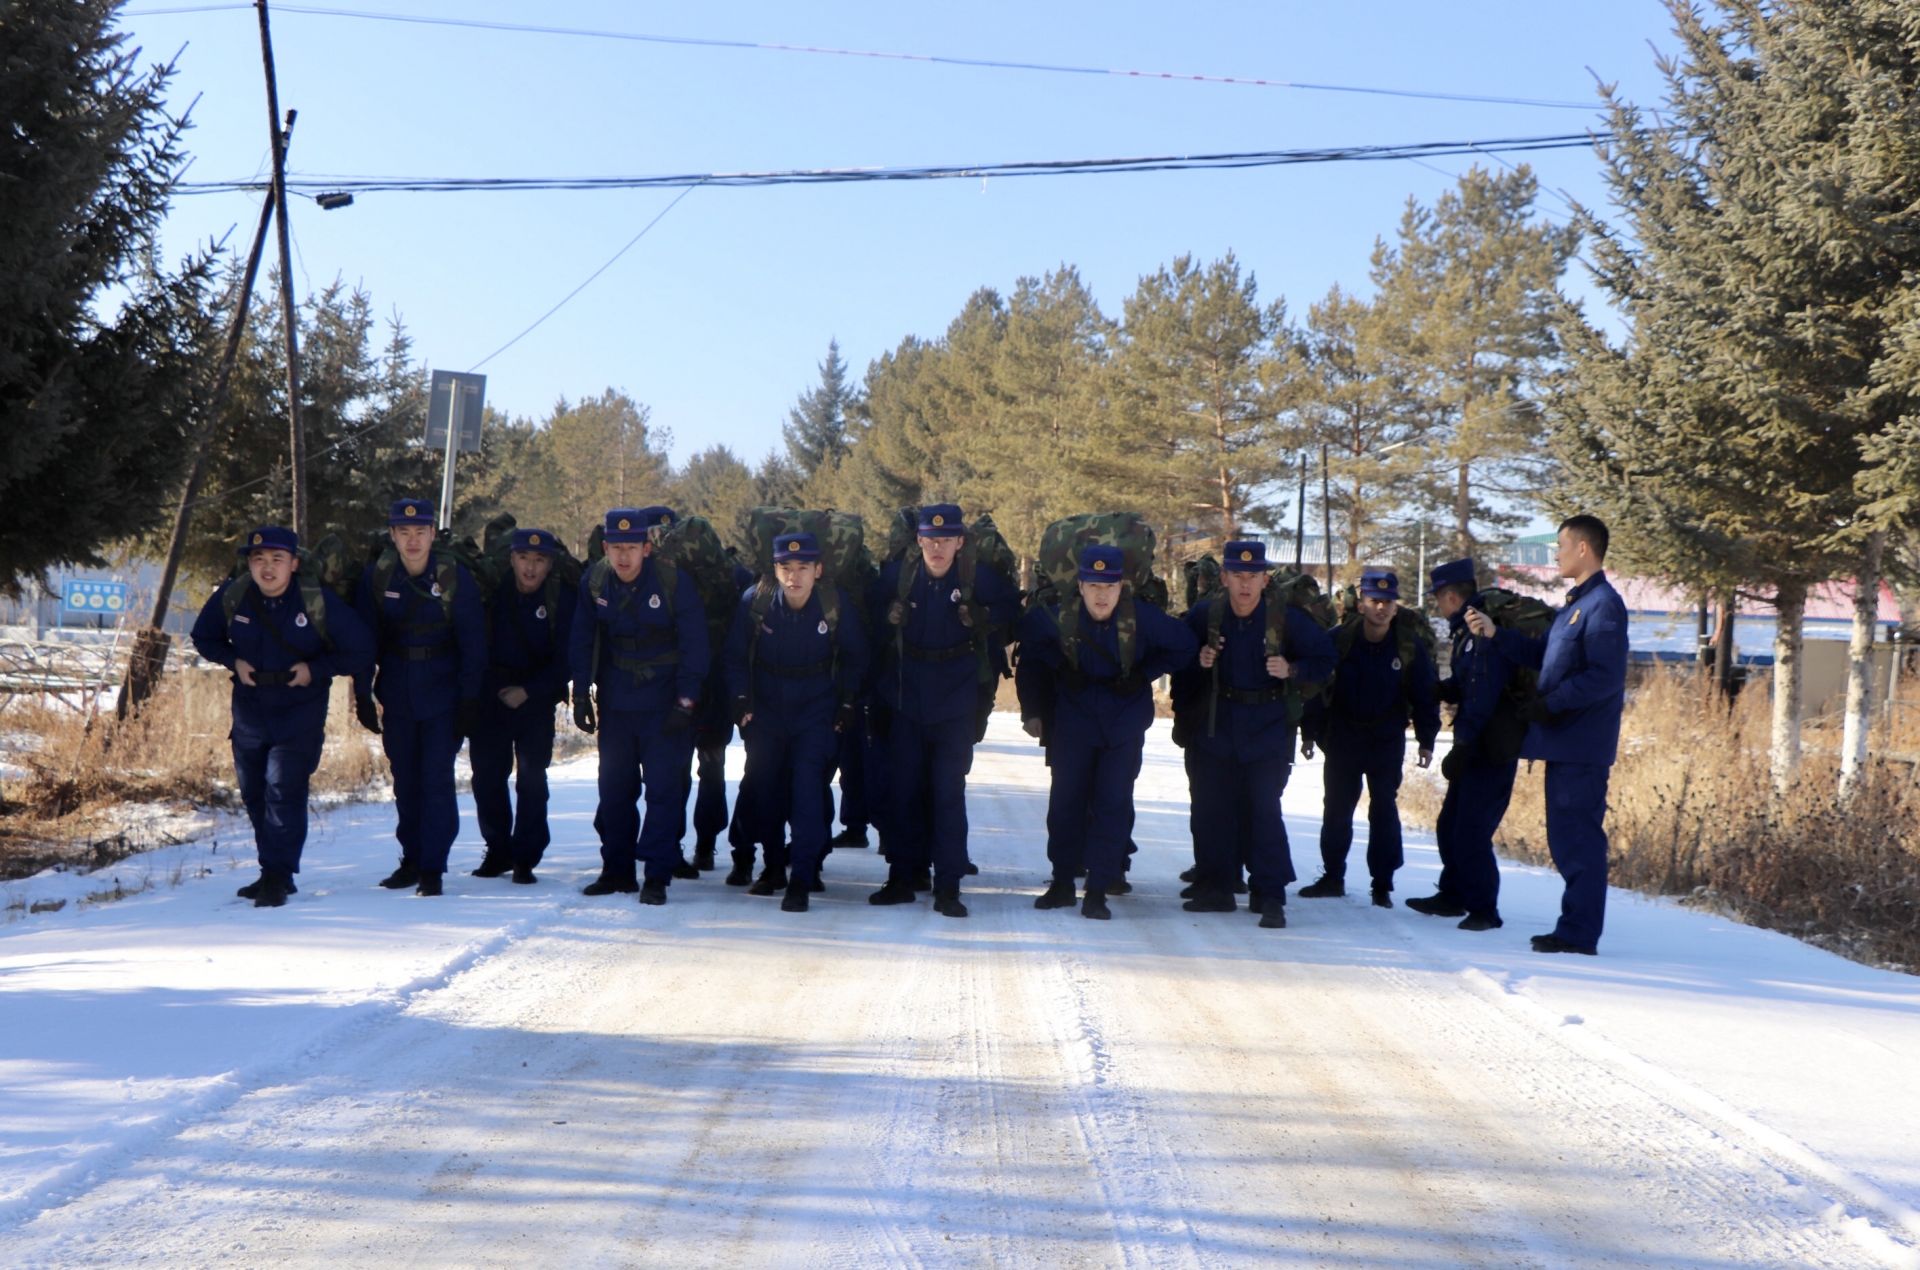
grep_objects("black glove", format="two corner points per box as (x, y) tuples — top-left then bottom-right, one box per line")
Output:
(573, 692), (597, 735)
(456, 699), (480, 740)
(731, 696), (751, 728)
(1441, 745), (1467, 782)
(1526, 696), (1555, 725)
(835, 702), (859, 733)
(663, 700), (694, 734)
(354, 691), (381, 735)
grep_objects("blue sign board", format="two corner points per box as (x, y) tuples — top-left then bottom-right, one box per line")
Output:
(63, 579), (129, 618)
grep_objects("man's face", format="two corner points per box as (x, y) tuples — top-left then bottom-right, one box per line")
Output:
(248, 548), (296, 598)
(607, 540), (648, 583)
(1554, 527), (1593, 580)
(1225, 569), (1266, 615)
(1434, 586), (1467, 620)
(390, 524), (434, 567)
(1079, 579), (1122, 622)
(511, 550), (553, 594)
(775, 558), (822, 607)
(918, 534), (961, 578)
(1359, 593), (1398, 633)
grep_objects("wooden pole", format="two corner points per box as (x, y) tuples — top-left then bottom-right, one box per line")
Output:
(257, 0), (306, 539)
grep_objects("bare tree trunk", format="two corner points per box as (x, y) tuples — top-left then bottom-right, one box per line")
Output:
(1454, 458), (1471, 558)
(1840, 532), (1886, 800)
(1770, 580), (1807, 794)
(1713, 591), (1737, 700)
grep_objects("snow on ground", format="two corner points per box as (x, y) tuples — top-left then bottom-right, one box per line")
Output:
(1, 715), (1917, 1267)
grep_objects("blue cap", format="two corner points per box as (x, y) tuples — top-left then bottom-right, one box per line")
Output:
(773, 532), (821, 563)
(510, 528), (558, 555)
(388, 497), (434, 526)
(603, 508), (647, 543)
(239, 525), (299, 556)
(1359, 568), (1400, 600)
(1221, 540), (1268, 572)
(639, 505), (677, 530)
(917, 503), (965, 537)
(1430, 558), (1475, 593)
(1077, 544), (1124, 583)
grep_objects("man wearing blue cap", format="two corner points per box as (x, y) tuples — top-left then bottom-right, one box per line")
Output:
(192, 526), (375, 907)
(352, 498), (488, 897)
(633, 505), (707, 882)
(1300, 567), (1440, 907)
(1467, 514), (1629, 954)
(1170, 540), (1337, 928)
(1405, 558), (1525, 931)
(468, 527), (576, 885)
(570, 506), (711, 905)
(723, 531), (870, 911)
(867, 503), (1019, 917)
(1018, 543), (1196, 919)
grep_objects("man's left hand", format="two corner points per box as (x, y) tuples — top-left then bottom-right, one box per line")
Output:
(287, 662), (313, 689)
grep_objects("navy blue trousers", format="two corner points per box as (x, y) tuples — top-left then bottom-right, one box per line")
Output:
(691, 742), (729, 849)
(886, 712), (976, 889)
(864, 708), (894, 854)
(382, 711), (462, 875)
(1433, 756), (1516, 918)
(1186, 749), (1296, 897)
(1545, 761), (1612, 950)
(233, 730), (323, 877)
(1318, 733), (1406, 889)
(594, 709), (694, 886)
(833, 712), (869, 835)
(1044, 728), (1144, 893)
(469, 700), (556, 868)
(739, 719), (836, 886)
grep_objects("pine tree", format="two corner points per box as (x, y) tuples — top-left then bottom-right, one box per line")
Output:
(0, 0), (218, 593)
(782, 338), (861, 482)
(543, 390), (673, 546)
(673, 444), (758, 554)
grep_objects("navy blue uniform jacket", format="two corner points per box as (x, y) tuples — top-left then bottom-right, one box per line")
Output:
(1171, 597), (1336, 762)
(191, 580), (375, 739)
(351, 556), (486, 719)
(1016, 598), (1196, 747)
(723, 585), (869, 729)
(1493, 571), (1629, 765)
(1311, 622), (1441, 751)
(870, 558), (1019, 726)
(1443, 596), (1517, 760)
(485, 579), (578, 706)
(569, 557), (710, 714)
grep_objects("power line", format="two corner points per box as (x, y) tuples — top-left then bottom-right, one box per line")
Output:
(176, 133), (1603, 198)
(121, 3), (1601, 111)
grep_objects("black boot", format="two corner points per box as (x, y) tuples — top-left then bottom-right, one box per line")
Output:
(1231, 875), (1248, 895)
(827, 827), (869, 849)
(470, 853), (511, 879)
(781, 883), (810, 913)
(1081, 889), (1111, 921)
(749, 866), (789, 896)
(724, 856), (753, 886)
(964, 861), (980, 877)
(1034, 879), (1077, 910)
(1108, 877), (1132, 895)
(378, 863), (420, 890)
(1258, 897), (1288, 929)
(1371, 884), (1393, 909)
(1181, 889), (1235, 913)
(1297, 875), (1345, 898)
(1178, 883), (1201, 899)
(414, 872), (443, 897)
(673, 855), (701, 880)
(1247, 884), (1263, 912)
(1458, 912), (1503, 931)
(582, 873), (638, 896)
(253, 872), (291, 908)
(1407, 893), (1467, 917)
(933, 886), (968, 918)
(868, 879), (917, 906)
(810, 877), (826, 893)
(692, 842), (717, 871)
(638, 881), (668, 906)
(238, 872), (298, 899)
(1179, 866), (1199, 883)
(908, 866), (933, 892)
(511, 866), (538, 885)
(1530, 933), (1594, 955)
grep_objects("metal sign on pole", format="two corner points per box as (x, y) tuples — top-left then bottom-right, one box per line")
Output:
(63, 580), (129, 621)
(425, 370), (486, 530)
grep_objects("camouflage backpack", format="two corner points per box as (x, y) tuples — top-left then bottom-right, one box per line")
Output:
(477, 512), (583, 638)
(1475, 586), (1558, 701)
(1333, 605), (1439, 689)
(1032, 512), (1159, 676)
(887, 506), (1010, 688)
(741, 509), (870, 704)
(1202, 567), (1338, 735)
(219, 557), (334, 649)
(1182, 554), (1223, 614)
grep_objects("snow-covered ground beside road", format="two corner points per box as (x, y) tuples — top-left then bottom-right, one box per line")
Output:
(2, 715), (1917, 1267)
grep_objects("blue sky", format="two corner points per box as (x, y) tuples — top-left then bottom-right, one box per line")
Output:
(121, 1), (1678, 467)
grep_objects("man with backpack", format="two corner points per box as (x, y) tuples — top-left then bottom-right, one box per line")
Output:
(723, 531), (870, 912)
(351, 498), (488, 898)
(1018, 544), (1195, 920)
(867, 503), (1019, 918)
(570, 506), (710, 906)
(1299, 568), (1440, 908)
(191, 525), (375, 907)
(1466, 515), (1629, 955)
(468, 527), (577, 886)
(1170, 541), (1337, 928)
(1406, 558), (1532, 931)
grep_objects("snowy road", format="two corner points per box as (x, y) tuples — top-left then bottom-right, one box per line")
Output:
(3, 716), (1919, 1267)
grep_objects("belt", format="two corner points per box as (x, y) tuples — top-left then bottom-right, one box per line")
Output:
(761, 659), (833, 679)
(250, 670), (294, 687)
(903, 642), (974, 663)
(400, 643), (453, 662)
(1221, 684), (1289, 706)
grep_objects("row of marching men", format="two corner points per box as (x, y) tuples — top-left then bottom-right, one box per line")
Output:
(191, 497), (1627, 955)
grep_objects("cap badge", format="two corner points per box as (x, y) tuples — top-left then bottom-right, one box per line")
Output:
(252, 533), (264, 546)
(931, 514), (945, 527)
(529, 533), (541, 546)
(404, 505), (417, 517)
(617, 517), (632, 531)
(1093, 559), (1107, 572)
(1240, 550), (1252, 562)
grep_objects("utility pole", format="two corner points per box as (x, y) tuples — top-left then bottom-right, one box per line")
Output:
(257, 0), (306, 539)
(1293, 453), (1307, 572)
(119, 136), (291, 720)
(1320, 443), (1333, 591)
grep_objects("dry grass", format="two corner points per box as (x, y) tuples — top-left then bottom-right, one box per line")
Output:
(0, 671), (384, 880)
(1408, 666), (1920, 971)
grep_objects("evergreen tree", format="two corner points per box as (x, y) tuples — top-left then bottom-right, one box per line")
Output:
(543, 390), (673, 546)
(782, 338), (861, 481)
(673, 444), (757, 554)
(0, 0), (218, 593)
(751, 449), (805, 511)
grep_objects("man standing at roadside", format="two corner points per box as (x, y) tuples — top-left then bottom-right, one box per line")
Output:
(1467, 515), (1628, 955)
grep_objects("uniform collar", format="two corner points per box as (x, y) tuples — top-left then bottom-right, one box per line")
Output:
(1566, 570), (1608, 605)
